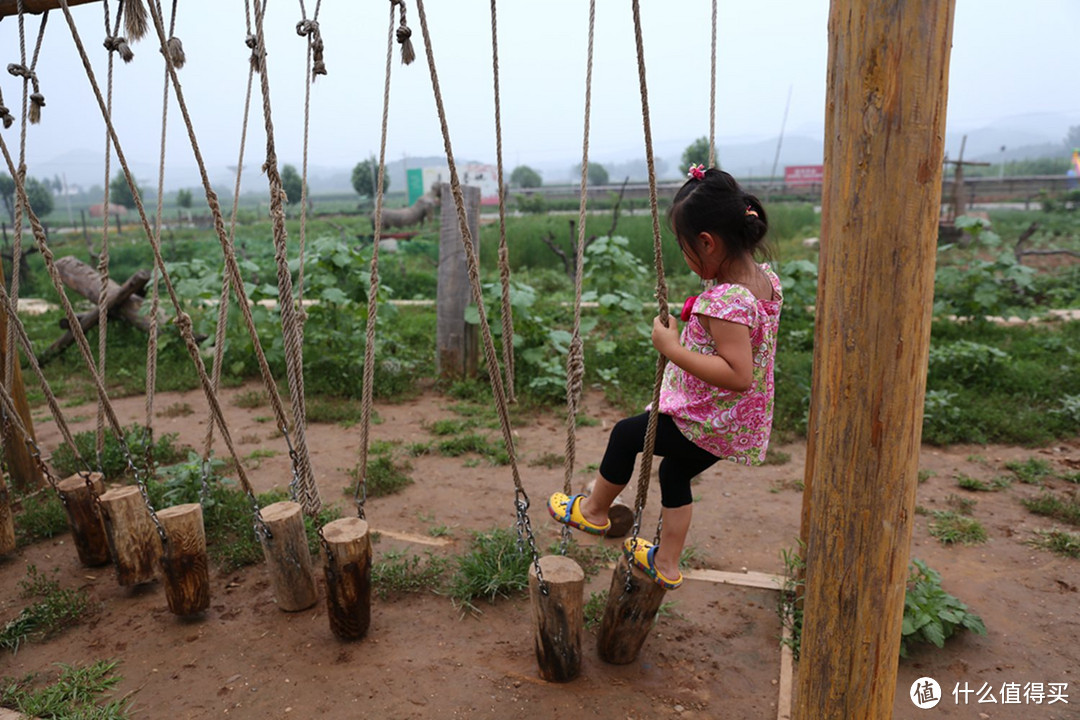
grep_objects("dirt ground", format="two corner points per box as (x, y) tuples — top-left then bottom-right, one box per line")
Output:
(1, 384), (1078, 720)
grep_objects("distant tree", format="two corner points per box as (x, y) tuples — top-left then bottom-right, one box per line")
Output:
(24, 177), (54, 218)
(281, 164), (305, 205)
(1066, 125), (1080, 151)
(588, 163), (609, 186)
(351, 157), (388, 199)
(109, 171), (142, 210)
(509, 165), (542, 188)
(0, 173), (14, 224)
(681, 136), (711, 172)
(176, 188), (193, 209)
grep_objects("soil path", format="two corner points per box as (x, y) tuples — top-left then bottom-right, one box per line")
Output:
(2, 385), (1078, 719)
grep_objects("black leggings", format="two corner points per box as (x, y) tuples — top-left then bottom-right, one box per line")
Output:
(599, 412), (719, 509)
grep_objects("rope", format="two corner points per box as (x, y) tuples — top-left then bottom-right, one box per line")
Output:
(488, 0), (515, 404)
(293, 0), (324, 318)
(559, 0), (596, 552)
(709, 0), (717, 168)
(251, 0), (320, 514)
(354, 1), (401, 519)
(414, 0), (547, 590)
(53, 0), (270, 534)
(627, 0), (670, 548)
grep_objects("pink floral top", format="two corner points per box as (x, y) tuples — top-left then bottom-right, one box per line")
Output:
(658, 264), (783, 464)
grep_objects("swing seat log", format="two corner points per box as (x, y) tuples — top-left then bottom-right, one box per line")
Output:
(529, 555), (585, 683)
(98, 485), (162, 587)
(57, 472), (110, 567)
(320, 517), (372, 641)
(258, 501), (318, 612)
(597, 554), (668, 665)
(157, 503), (210, 616)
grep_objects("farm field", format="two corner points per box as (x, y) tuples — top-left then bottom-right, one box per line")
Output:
(1, 381), (1078, 719)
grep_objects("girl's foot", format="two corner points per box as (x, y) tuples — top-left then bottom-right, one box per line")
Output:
(624, 537), (683, 589)
(547, 493), (611, 536)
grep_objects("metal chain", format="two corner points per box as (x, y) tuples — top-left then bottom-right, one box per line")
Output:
(514, 489), (546, 594)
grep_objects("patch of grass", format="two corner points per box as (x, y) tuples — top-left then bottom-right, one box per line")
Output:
(405, 441), (433, 457)
(769, 477), (804, 493)
(14, 492), (68, 547)
(50, 423), (188, 482)
(1028, 528), (1080, 559)
(345, 452), (413, 498)
(918, 469), (936, 483)
(777, 545), (805, 661)
(1022, 493), (1080, 527)
(428, 525), (451, 538)
(426, 418), (479, 436)
(945, 493), (977, 516)
(679, 544), (706, 568)
(584, 590), (608, 630)
(1005, 457), (1054, 485)
(372, 550), (448, 599)
(528, 452), (564, 469)
(157, 402), (194, 418)
(237, 433), (262, 445)
(955, 474), (991, 491)
(306, 396), (373, 427)
(0, 566), (94, 654)
(448, 527), (532, 613)
(548, 537), (620, 579)
(0, 660), (131, 719)
(233, 390), (268, 409)
(928, 511), (988, 545)
(764, 448), (791, 466)
(437, 433), (510, 465)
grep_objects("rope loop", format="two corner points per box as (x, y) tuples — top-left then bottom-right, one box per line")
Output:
(6, 63), (31, 80)
(295, 18), (317, 36)
(296, 19), (327, 77)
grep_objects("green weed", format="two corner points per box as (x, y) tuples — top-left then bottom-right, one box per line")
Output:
(1028, 528), (1080, 559)
(918, 469), (935, 483)
(14, 492), (68, 547)
(232, 389), (268, 409)
(928, 511), (988, 545)
(901, 559), (986, 657)
(945, 493), (977, 516)
(777, 545), (806, 661)
(764, 448), (792, 466)
(427, 418), (478, 436)
(1005, 457), (1054, 485)
(437, 433), (510, 465)
(345, 452), (413, 498)
(448, 527), (532, 613)
(0, 660), (131, 719)
(528, 452), (564, 469)
(372, 551), (448, 599)
(955, 474), (1008, 492)
(1022, 493), (1080, 527)
(50, 423), (188, 482)
(546, 537), (620, 579)
(0, 566), (94, 654)
(306, 396), (372, 427)
(584, 590), (608, 630)
(157, 402), (194, 418)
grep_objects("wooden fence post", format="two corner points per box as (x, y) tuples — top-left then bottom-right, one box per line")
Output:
(794, 2), (956, 719)
(0, 253), (43, 492)
(437, 183), (480, 379)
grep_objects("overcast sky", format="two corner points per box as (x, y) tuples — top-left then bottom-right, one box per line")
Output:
(0, 0), (1077, 186)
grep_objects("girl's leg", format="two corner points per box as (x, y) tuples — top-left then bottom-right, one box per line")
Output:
(579, 475), (624, 527)
(652, 504), (691, 581)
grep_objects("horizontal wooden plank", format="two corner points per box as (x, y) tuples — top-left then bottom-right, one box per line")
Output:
(0, 0), (100, 17)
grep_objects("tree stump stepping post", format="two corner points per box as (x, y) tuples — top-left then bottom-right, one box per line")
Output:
(57, 472), (110, 566)
(157, 503), (210, 616)
(529, 555), (585, 682)
(98, 485), (162, 586)
(320, 517), (372, 641)
(258, 500), (318, 612)
(597, 554), (668, 664)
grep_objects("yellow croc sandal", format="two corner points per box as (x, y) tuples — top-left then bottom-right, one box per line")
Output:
(547, 492), (611, 536)
(624, 537), (683, 590)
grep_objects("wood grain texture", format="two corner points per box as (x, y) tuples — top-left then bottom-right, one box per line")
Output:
(596, 555), (667, 665)
(99, 486), (161, 586)
(57, 472), (110, 566)
(795, 2), (956, 718)
(321, 517), (371, 640)
(528, 555), (585, 682)
(158, 504), (210, 616)
(258, 501), (318, 612)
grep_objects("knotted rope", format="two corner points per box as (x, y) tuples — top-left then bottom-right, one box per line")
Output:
(7, 1), (48, 124)
(293, 0), (325, 317)
(559, 0), (596, 552)
(627, 0), (670, 549)
(391, 0), (415, 65)
(488, 0), (515, 404)
(124, 0), (148, 42)
(354, 0), (406, 518)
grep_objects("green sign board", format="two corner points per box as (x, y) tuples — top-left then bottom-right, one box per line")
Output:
(406, 168), (425, 206)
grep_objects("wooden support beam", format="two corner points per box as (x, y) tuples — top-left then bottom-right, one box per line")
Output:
(795, 2), (956, 719)
(0, 254), (44, 493)
(436, 183), (479, 379)
(0, 0), (99, 16)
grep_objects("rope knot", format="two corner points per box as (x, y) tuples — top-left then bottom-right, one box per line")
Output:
(103, 36), (134, 63)
(295, 19), (318, 37)
(392, 0), (416, 65)
(6, 63), (31, 80)
(175, 312), (193, 334)
(0, 104), (12, 130)
(29, 93), (45, 124)
(245, 34), (258, 49)
(164, 36), (186, 69)
(296, 19), (327, 77)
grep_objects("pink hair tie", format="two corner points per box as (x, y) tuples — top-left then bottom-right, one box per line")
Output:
(745, 205), (759, 218)
(680, 295), (698, 322)
(687, 164), (706, 181)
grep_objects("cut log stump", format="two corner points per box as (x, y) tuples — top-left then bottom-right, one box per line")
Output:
(529, 555), (585, 682)
(57, 472), (110, 566)
(158, 503), (210, 616)
(320, 517), (371, 640)
(98, 486), (162, 586)
(258, 501), (318, 612)
(597, 554), (668, 665)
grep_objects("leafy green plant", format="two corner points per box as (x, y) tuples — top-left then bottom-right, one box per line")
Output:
(1028, 528), (1080, 559)
(14, 492), (68, 547)
(0, 660), (131, 719)
(448, 527), (532, 613)
(928, 511), (988, 545)
(777, 545), (805, 661)
(927, 340), (1009, 386)
(50, 424), (188, 482)
(1005, 457), (1054, 485)
(584, 590), (608, 630)
(1, 566), (94, 654)
(345, 452), (413, 498)
(901, 559), (986, 657)
(372, 551), (448, 599)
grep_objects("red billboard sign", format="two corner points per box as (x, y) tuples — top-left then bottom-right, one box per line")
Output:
(784, 165), (824, 186)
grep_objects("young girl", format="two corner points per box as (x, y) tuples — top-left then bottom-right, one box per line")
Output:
(549, 165), (782, 590)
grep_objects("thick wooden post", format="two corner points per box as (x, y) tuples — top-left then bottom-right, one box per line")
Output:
(596, 555), (667, 664)
(0, 254), (44, 492)
(258, 500), (318, 612)
(0, 478), (13, 555)
(157, 503), (210, 616)
(98, 486), (162, 586)
(320, 517), (371, 640)
(528, 555), (585, 682)
(795, 2), (956, 719)
(57, 472), (110, 566)
(436, 183), (480, 379)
